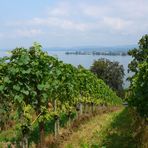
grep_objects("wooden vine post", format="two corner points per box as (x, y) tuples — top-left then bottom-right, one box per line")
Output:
(54, 99), (59, 138)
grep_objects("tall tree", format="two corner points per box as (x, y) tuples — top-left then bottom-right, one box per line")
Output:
(90, 58), (124, 97)
(128, 34), (148, 81)
(128, 34), (148, 118)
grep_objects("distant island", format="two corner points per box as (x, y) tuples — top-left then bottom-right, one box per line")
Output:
(65, 51), (128, 56)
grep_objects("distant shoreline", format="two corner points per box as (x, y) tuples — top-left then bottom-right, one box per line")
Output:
(65, 51), (128, 56)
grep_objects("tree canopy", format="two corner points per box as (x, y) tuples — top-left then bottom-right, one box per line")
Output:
(128, 34), (148, 76)
(128, 34), (148, 118)
(90, 58), (124, 97)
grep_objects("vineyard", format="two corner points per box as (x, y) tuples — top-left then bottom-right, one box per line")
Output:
(0, 43), (122, 147)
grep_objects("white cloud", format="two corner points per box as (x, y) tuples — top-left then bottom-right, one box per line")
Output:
(80, 4), (110, 18)
(16, 29), (43, 37)
(1, 0), (148, 47)
(7, 17), (92, 32)
(47, 2), (70, 17)
(5, 0), (148, 35)
(103, 17), (132, 31)
(114, 0), (148, 19)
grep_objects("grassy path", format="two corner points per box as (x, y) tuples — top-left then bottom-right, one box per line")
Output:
(60, 108), (142, 148)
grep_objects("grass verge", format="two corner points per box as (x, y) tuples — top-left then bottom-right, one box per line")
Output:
(62, 108), (148, 148)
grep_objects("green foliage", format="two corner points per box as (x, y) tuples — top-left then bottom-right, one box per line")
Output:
(128, 34), (148, 118)
(129, 61), (148, 117)
(0, 43), (121, 145)
(90, 58), (124, 97)
(128, 34), (148, 76)
(92, 108), (139, 148)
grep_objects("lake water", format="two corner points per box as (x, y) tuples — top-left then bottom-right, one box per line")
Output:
(0, 50), (132, 88)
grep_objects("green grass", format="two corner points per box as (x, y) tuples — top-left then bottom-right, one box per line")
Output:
(62, 109), (123, 148)
(63, 108), (142, 148)
(91, 108), (137, 148)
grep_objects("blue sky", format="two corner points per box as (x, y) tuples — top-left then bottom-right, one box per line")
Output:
(0, 0), (148, 48)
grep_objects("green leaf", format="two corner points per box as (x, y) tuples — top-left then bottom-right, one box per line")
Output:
(42, 93), (48, 100)
(37, 84), (45, 90)
(21, 90), (29, 95)
(14, 95), (24, 103)
(22, 69), (31, 74)
(13, 85), (20, 91)
(4, 77), (11, 83)
(0, 85), (4, 91)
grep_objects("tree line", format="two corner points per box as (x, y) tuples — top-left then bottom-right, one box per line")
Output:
(128, 34), (148, 119)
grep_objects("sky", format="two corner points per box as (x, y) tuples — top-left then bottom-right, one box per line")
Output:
(0, 0), (148, 49)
